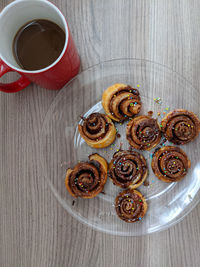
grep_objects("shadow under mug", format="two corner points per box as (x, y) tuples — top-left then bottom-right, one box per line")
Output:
(0, 0), (80, 93)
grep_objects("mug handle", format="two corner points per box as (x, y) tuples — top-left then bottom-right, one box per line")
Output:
(0, 59), (31, 93)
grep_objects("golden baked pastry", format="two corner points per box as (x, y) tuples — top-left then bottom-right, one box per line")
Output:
(102, 83), (141, 122)
(151, 146), (191, 183)
(65, 153), (108, 198)
(161, 109), (200, 145)
(78, 112), (116, 148)
(109, 150), (148, 189)
(126, 115), (161, 150)
(115, 189), (147, 223)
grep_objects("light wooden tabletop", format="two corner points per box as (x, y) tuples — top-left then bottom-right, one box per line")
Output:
(1, 0), (200, 266)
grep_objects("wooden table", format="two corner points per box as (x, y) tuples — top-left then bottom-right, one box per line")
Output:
(1, 1), (200, 266)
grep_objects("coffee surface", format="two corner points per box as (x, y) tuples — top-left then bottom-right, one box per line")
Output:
(13, 19), (65, 71)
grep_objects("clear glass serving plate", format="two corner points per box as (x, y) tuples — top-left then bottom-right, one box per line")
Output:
(41, 58), (200, 236)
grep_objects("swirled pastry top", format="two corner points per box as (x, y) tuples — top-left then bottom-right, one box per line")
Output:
(65, 154), (108, 198)
(78, 112), (116, 148)
(161, 109), (200, 145)
(151, 146), (191, 183)
(109, 150), (148, 189)
(102, 83), (141, 121)
(115, 189), (147, 223)
(126, 115), (161, 150)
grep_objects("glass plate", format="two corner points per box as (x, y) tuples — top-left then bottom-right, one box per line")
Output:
(41, 59), (200, 236)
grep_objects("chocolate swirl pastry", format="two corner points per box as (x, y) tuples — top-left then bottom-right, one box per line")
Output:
(126, 115), (161, 150)
(109, 150), (148, 189)
(115, 189), (147, 223)
(102, 83), (141, 122)
(65, 154), (108, 198)
(78, 112), (116, 148)
(161, 109), (200, 145)
(151, 146), (191, 183)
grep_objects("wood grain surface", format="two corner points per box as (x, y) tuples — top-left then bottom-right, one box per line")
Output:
(0, 0), (200, 266)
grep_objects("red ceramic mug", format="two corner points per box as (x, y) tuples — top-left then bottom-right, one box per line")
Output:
(0, 0), (80, 93)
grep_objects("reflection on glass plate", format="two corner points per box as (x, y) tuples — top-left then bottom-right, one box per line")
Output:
(41, 59), (200, 236)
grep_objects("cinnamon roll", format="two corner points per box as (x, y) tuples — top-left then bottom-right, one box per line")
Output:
(102, 83), (141, 122)
(115, 189), (147, 222)
(126, 115), (161, 150)
(65, 153), (108, 198)
(109, 150), (148, 189)
(161, 109), (200, 145)
(78, 112), (116, 148)
(151, 146), (191, 183)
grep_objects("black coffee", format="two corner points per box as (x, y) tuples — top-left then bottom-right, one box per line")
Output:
(13, 19), (65, 71)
